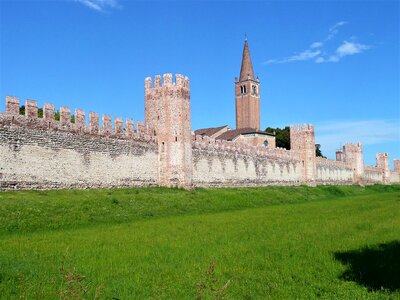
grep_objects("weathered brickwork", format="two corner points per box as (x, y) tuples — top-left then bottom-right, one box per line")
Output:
(235, 40), (261, 130)
(192, 135), (302, 186)
(0, 98), (158, 190)
(363, 166), (385, 184)
(376, 153), (390, 184)
(342, 143), (364, 184)
(145, 74), (192, 188)
(290, 124), (317, 185)
(316, 157), (353, 184)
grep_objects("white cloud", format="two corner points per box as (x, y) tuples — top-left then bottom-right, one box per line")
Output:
(315, 119), (400, 158)
(289, 49), (321, 61)
(76, 0), (121, 12)
(336, 41), (370, 56)
(326, 21), (348, 40)
(318, 41), (370, 63)
(265, 49), (321, 64)
(310, 42), (323, 48)
(264, 21), (371, 65)
(329, 21), (347, 32)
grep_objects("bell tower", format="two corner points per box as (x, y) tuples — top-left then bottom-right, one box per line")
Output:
(235, 39), (260, 130)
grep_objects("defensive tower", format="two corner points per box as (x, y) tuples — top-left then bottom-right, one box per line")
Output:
(290, 124), (316, 185)
(394, 159), (400, 174)
(343, 143), (364, 184)
(376, 153), (390, 184)
(235, 39), (260, 130)
(145, 74), (192, 188)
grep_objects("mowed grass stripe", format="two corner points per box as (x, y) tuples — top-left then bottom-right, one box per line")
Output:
(1, 189), (399, 299)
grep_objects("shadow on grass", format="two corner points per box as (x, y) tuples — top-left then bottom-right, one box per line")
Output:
(334, 241), (400, 291)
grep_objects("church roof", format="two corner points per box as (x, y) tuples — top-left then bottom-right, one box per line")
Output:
(239, 39), (255, 81)
(194, 125), (229, 137)
(216, 128), (274, 141)
(195, 125), (275, 141)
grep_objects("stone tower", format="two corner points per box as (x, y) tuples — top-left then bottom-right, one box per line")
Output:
(235, 39), (260, 130)
(343, 143), (364, 184)
(394, 159), (400, 174)
(376, 153), (390, 184)
(290, 124), (316, 185)
(145, 74), (192, 188)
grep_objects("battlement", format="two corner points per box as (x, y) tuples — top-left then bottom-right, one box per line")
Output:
(290, 123), (314, 133)
(1, 96), (157, 143)
(343, 143), (362, 152)
(316, 157), (352, 170)
(145, 73), (190, 90)
(364, 165), (381, 172)
(192, 134), (297, 161)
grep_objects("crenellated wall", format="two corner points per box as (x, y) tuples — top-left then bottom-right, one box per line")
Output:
(1, 74), (399, 190)
(390, 171), (400, 184)
(315, 157), (353, 184)
(363, 166), (384, 184)
(192, 135), (303, 186)
(0, 97), (159, 189)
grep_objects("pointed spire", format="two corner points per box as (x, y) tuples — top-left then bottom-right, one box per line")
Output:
(239, 39), (255, 81)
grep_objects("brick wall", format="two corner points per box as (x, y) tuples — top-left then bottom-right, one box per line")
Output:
(0, 99), (158, 190)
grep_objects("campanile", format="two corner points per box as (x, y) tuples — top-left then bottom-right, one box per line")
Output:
(235, 39), (260, 130)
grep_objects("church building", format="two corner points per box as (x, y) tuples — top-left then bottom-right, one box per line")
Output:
(194, 39), (276, 148)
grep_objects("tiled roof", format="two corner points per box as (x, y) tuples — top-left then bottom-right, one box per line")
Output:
(194, 125), (228, 137)
(216, 128), (274, 141)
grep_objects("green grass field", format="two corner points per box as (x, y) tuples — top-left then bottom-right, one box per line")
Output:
(0, 185), (399, 299)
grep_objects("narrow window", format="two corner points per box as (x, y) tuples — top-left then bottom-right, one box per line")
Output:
(175, 136), (178, 142)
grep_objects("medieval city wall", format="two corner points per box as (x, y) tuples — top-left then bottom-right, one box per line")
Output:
(1, 75), (399, 190)
(315, 157), (353, 184)
(192, 135), (303, 187)
(362, 166), (384, 184)
(0, 98), (159, 190)
(390, 171), (400, 184)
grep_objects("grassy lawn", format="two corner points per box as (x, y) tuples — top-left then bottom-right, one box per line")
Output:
(0, 185), (399, 299)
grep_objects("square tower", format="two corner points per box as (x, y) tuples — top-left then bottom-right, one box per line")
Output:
(145, 74), (192, 188)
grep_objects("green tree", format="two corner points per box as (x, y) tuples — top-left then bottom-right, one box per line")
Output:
(265, 126), (326, 157)
(265, 126), (290, 149)
(315, 144), (326, 158)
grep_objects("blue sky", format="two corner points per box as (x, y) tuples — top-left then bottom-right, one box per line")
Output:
(1, 0), (399, 167)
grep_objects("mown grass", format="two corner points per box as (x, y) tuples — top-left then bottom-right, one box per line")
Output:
(1, 184), (398, 234)
(0, 185), (399, 299)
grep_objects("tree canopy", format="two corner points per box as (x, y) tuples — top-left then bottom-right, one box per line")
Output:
(265, 126), (325, 157)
